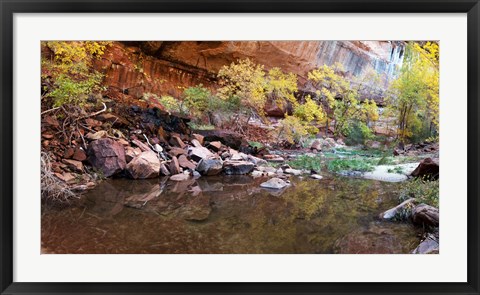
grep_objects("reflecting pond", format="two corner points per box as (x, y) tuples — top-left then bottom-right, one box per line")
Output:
(41, 175), (421, 254)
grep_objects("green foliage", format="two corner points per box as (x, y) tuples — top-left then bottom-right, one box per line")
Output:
(388, 41), (439, 144)
(343, 121), (375, 145)
(274, 115), (310, 145)
(274, 95), (326, 144)
(248, 141), (264, 149)
(42, 41), (110, 107)
(327, 157), (375, 173)
(288, 155), (323, 172)
(183, 84), (211, 116)
(399, 178), (439, 208)
(307, 63), (379, 138)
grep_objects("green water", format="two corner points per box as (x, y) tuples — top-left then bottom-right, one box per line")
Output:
(41, 175), (421, 254)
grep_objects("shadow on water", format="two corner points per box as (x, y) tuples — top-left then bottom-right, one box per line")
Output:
(41, 175), (421, 254)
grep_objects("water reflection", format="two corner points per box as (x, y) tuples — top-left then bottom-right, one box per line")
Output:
(42, 175), (420, 254)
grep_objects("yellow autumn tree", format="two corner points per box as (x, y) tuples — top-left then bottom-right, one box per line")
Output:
(42, 41), (111, 107)
(388, 41), (439, 144)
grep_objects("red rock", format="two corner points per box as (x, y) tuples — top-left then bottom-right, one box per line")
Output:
(43, 115), (59, 127)
(42, 133), (54, 139)
(54, 172), (76, 184)
(72, 147), (87, 161)
(170, 135), (186, 148)
(87, 138), (126, 177)
(126, 151), (160, 179)
(190, 139), (202, 148)
(160, 163), (171, 176)
(178, 155), (196, 170)
(63, 147), (74, 159)
(169, 156), (181, 174)
(62, 159), (83, 172)
(207, 141), (222, 152)
(192, 134), (204, 145)
(168, 147), (187, 157)
(411, 158), (439, 180)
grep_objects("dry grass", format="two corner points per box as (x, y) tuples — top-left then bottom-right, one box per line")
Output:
(41, 151), (78, 203)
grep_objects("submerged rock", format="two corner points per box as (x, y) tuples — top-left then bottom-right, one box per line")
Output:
(126, 151), (160, 179)
(260, 177), (290, 189)
(87, 138), (126, 177)
(334, 223), (418, 254)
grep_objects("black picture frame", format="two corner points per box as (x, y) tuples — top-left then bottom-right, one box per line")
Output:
(1, 0), (479, 294)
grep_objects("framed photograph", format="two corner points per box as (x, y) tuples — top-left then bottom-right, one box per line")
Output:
(1, 0), (479, 294)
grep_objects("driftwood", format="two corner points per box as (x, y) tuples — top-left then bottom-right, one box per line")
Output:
(412, 204), (439, 227)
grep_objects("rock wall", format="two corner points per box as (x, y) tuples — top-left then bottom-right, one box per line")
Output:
(97, 41), (405, 102)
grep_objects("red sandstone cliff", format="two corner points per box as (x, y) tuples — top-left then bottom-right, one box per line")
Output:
(96, 41), (404, 103)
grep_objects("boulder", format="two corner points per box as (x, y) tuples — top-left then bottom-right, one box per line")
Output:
(260, 177), (290, 189)
(126, 151), (160, 179)
(378, 198), (417, 220)
(196, 158), (223, 176)
(178, 154), (196, 170)
(412, 234), (439, 254)
(411, 158), (439, 180)
(87, 138), (126, 177)
(310, 174), (323, 180)
(188, 146), (214, 162)
(125, 146), (142, 163)
(223, 160), (255, 175)
(412, 204), (439, 227)
(169, 156), (181, 175)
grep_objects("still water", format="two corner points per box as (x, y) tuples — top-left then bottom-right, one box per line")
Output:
(41, 175), (420, 254)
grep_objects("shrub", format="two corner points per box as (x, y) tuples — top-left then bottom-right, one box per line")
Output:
(399, 178), (439, 208)
(42, 41), (110, 107)
(343, 121), (375, 145)
(288, 155), (323, 172)
(327, 157), (375, 173)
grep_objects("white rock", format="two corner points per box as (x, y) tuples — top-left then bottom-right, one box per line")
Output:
(260, 177), (290, 189)
(310, 174), (323, 180)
